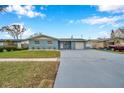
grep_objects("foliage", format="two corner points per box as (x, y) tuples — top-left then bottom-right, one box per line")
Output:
(0, 47), (3, 52)
(0, 24), (26, 39)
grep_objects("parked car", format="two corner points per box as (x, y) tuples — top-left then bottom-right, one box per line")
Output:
(109, 45), (124, 51)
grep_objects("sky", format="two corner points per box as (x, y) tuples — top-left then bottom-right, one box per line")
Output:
(0, 5), (124, 39)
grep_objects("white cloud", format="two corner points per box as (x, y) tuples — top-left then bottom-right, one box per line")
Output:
(99, 25), (105, 29)
(111, 22), (124, 27)
(68, 6), (124, 28)
(68, 20), (74, 24)
(68, 14), (124, 28)
(4, 34), (12, 39)
(80, 16), (122, 25)
(98, 31), (110, 38)
(22, 28), (34, 39)
(6, 5), (46, 18)
(0, 32), (13, 39)
(41, 6), (44, 10)
(40, 6), (48, 11)
(97, 5), (124, 13)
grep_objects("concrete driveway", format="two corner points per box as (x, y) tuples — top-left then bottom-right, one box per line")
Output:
(54, 49), (124, 88)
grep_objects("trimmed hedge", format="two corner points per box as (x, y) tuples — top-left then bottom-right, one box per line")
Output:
(4, 46), (17, 52)
(0, 47), (3, 52)
(0, 46), (28, 52)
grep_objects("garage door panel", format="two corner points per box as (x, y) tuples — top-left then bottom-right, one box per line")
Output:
(75, 42), (84, 49)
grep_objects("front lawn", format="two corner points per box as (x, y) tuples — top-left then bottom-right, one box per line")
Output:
(96, 49), (124, 54)
(106, 50), (124, 54)
(0, 50), (60, 58)
(0, 62), (59, 88)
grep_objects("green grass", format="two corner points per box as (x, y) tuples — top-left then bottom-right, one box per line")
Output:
(0, 62), (59, 88)
(107, 50), (124, 54)
(0, 50), (60, 58)
(97, 49), (124, 54)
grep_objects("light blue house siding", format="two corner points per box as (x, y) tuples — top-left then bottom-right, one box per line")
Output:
(29, 40), (58, 49)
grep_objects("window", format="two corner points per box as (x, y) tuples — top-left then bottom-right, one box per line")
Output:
(48, 40), (52, 44)
(34, 40), (40, 44)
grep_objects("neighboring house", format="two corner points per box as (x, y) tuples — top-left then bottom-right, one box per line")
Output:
(28, 34), (86, 50)
(87, 38), (124, 49)
(86, 39), (107, 49)
(111, 29), (124, 39)
(106, 38), (124, 46)
(0, 39), (29, 49)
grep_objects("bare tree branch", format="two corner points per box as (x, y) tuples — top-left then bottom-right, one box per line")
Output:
(0, 5), (8, 12)
(0, 24), (26, 39)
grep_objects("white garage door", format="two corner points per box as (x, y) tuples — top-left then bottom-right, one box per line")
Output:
(75, 42), (84, 49)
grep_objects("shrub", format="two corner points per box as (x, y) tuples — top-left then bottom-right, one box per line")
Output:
(4, 46), (17, 52)
(0, 47), (3, 52)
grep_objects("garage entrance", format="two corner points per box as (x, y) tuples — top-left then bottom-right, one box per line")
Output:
(75, 42), (84, 49)
(60, 41), (71, 49)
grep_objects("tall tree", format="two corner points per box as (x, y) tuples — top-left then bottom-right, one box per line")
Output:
(0, 24), (26, 39)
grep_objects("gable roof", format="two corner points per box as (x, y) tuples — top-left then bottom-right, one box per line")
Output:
(28, 34), (58, 40)
(59, 38), (86, 41)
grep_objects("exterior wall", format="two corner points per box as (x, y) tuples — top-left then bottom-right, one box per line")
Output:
(88, 41), (97, 48)
(29, 39), (58, 50)
(86, 41), (92, 48)
(119, 40), (124, 45)
(71, 41), (75, 49)
(96, 42), (105, 49)
(88, 41), (106, 49)
(0, 42), (3, 47)
(20, 40), (29, 49)
(59, 42), (64, 49)
(17, 42), (22, 49)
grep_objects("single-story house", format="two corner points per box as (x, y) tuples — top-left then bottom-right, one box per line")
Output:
(105, 38), (124, 46)
(28, 34), (87, 50)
